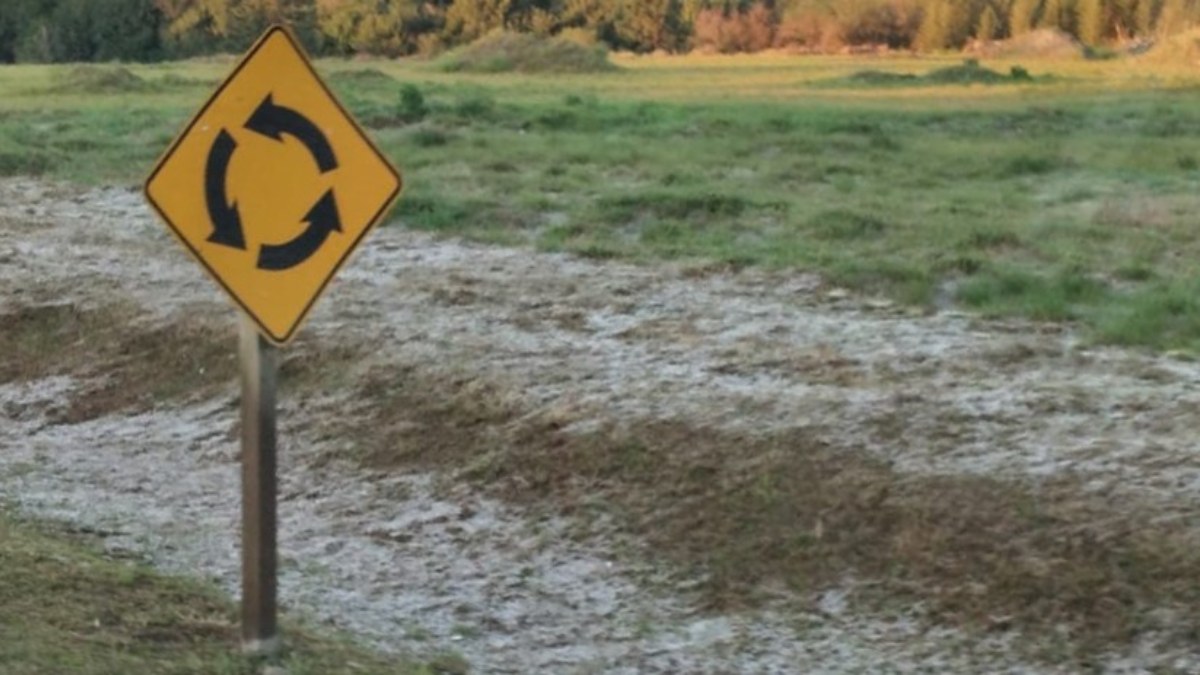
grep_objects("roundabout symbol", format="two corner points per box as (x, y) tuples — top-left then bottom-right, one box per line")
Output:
(205, 95), (343, 271)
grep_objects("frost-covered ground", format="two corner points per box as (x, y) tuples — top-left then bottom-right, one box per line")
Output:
(3, 178), (1199, 673)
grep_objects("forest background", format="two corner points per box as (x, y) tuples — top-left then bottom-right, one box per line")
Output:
(1, 0), (1195, 64)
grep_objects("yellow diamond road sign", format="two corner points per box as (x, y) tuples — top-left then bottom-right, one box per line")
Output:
(145, 26), (402, 344)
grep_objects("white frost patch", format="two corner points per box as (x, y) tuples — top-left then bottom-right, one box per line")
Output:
(4, 177), (1200, 671)
(0, 396), (1048, 673)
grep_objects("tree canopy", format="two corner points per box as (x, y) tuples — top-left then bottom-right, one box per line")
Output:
(0, 0), (1191, 63)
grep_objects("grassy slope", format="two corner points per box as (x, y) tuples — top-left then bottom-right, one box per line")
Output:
(3, 55), (1200, 350)
(0, 512), (442, 675)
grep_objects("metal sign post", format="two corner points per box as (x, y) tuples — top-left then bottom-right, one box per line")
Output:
(239, 316), (279, 654)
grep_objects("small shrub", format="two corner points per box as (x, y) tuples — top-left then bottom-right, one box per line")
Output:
(398, 84), (428, 123)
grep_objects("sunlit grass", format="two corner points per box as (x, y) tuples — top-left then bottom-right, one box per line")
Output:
(0, 511), (433, 674)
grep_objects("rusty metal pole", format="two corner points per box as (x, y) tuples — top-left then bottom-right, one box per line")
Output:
(239, 316), (280, 655)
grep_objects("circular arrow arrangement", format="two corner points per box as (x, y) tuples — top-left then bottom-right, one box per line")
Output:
(204, 94), (343, 271)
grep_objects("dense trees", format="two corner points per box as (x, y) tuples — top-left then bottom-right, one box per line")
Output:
(0, 0), (1195, 63)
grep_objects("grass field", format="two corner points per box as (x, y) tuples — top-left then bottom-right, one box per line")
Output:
(0, 510), (445, 674)
(6, 49), (1200, 670)
(3, 53), (1200, 352)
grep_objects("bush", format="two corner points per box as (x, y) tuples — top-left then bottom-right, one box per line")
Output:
(398, 84), (428, 122)
(438, 30), (617, 74)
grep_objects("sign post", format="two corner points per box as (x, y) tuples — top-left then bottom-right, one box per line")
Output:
(239, 316), (279, 653)
(143, 25), (402, 654)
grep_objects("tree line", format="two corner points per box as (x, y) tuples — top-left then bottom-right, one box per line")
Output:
(1, 0), (1197, 63)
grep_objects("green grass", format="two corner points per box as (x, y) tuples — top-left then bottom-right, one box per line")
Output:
(3, 54), (1200, 350)
(0, 512), (434, 674)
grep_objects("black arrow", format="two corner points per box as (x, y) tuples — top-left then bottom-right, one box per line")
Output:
(204, 129), (246, 250)
(245, 94), (338, 174)
(257, 189), (342, 271)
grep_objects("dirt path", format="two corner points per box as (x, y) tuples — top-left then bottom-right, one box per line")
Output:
(3, 178), (1199, 672)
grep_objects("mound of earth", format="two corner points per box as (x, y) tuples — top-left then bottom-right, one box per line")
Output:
(832, 60), (1033, 88)
(326, 67), (396, 86)
(51, 65), (146, 93)
(964, 29), (1084, 58)
(439, 30), (617, 74)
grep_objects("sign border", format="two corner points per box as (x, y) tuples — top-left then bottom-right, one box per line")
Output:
(144, 24), (403, 345)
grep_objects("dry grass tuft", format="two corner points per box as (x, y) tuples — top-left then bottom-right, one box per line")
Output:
(0, 303), (236, 422)
(0, 303), (364, 423)
(352, 364), (1200, 662)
